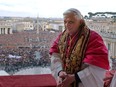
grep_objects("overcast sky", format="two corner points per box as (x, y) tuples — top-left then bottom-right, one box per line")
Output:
(0, 0), (115, 18)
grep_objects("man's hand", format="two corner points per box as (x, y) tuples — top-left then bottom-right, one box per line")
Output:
(57, 71), (67, 86)
(57, 71), (75, 87)
(104, 70), (115, 87)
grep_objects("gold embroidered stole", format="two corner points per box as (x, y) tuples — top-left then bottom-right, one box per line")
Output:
(58, 27), (90, 74)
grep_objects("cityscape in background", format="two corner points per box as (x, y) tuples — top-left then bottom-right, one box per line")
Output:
(0, 12), (116, 75)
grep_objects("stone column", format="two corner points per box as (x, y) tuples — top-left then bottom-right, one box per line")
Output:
(111, 42), (115, 58)
(0, 28), (1, 34)
(10, 28), (12, 34)
(115, 43), (116, 57)
(5, 28), (8, 34)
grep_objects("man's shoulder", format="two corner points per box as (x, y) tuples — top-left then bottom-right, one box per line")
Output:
(90, 30), (102, 40)
(90, 30), (101, 37)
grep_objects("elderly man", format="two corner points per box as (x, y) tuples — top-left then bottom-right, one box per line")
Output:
(50, 8), (109, 87)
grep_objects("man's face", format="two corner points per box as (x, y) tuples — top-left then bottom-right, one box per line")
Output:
(64, 13), (81, 35)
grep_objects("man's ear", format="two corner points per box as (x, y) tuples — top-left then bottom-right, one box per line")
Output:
(80, 19), (84, 24)
(80, 19), (85, 27)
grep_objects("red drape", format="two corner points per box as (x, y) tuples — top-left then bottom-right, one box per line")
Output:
(0, 74), (56, 87)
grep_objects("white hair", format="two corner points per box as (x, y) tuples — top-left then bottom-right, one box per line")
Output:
(63, 8), (83, 19)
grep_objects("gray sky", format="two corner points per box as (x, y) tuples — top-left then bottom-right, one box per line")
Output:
(0, 0), (115, 18)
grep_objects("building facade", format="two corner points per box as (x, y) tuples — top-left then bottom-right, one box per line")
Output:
(0, 21), (13, 34)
